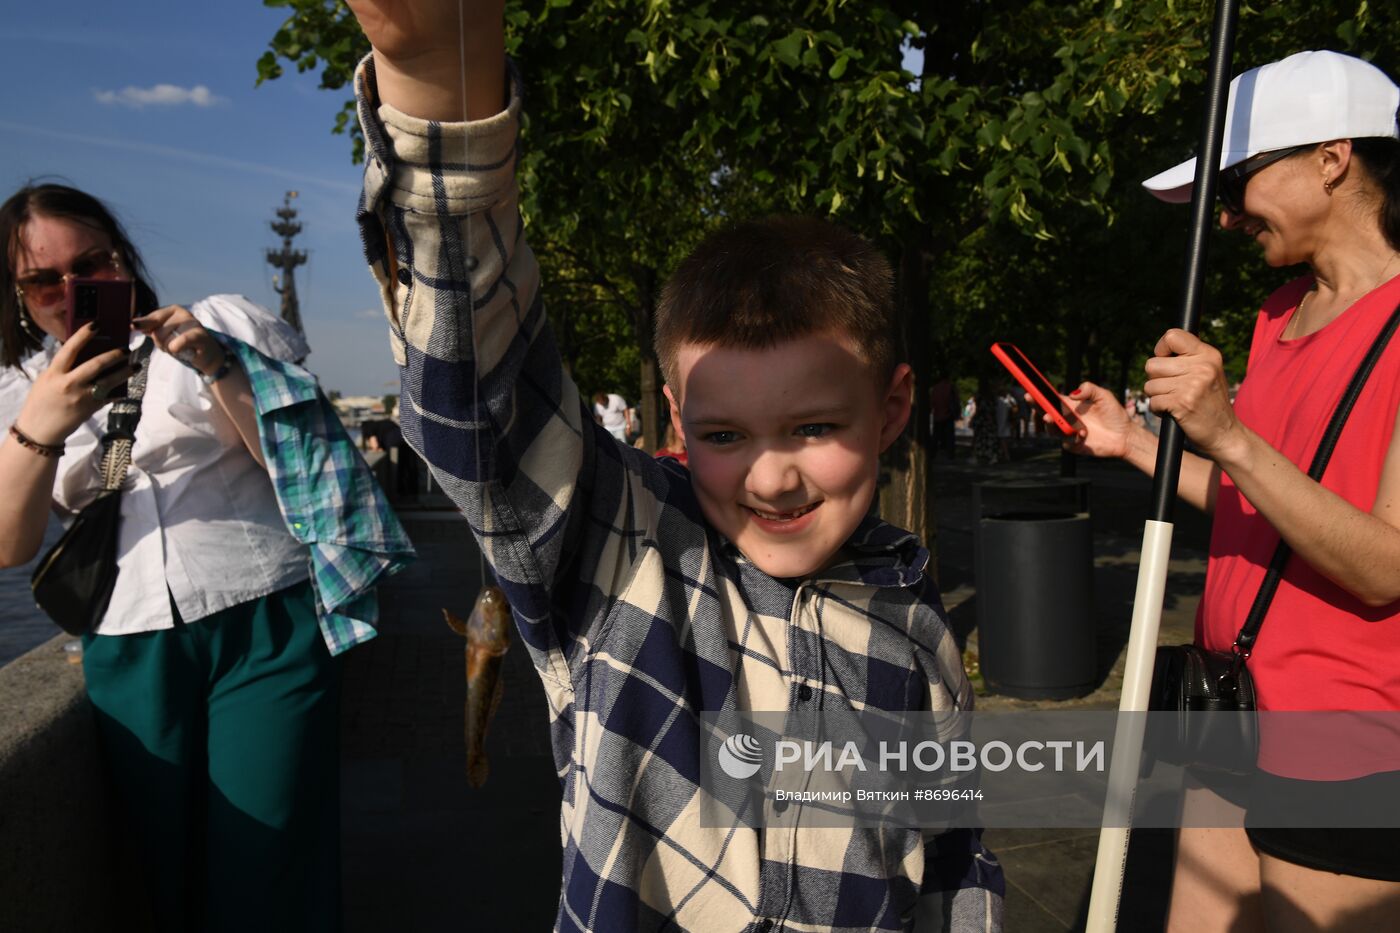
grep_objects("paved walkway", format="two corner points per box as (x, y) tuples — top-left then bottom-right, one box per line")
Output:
(926, 446), (1210, 931)
(341, 445), (1213, 931)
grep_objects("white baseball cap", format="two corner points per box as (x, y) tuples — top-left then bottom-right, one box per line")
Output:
(1142, 50), (1400, 203)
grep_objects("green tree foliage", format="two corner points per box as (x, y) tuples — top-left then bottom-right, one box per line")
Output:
(258, 0), (1398, 534)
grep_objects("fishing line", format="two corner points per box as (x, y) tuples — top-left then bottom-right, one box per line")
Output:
(459, 0), (484, 588)
(450, 0), (514, 799)
(458, 0), (498, 799)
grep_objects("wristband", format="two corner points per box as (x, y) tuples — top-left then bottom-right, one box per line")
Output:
(200, 355), (234, 387)
(8, 423), (65, 458)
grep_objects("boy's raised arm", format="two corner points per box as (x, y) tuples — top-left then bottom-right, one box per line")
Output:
(349, 0), (647, 684)
(347, 0), (504, 120)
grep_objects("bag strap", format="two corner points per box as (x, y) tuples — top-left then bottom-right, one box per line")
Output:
(96, 338), (155, 492)
(1232, 301), (1400, 661)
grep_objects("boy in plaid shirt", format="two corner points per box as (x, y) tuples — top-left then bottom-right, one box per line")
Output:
(348, 1), (1004, 930)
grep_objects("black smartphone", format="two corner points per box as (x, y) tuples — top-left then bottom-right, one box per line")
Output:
(65, 278), (133, 398)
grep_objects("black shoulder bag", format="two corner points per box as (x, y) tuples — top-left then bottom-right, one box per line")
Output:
(1149, 304), (1400, 774)
(30, 340), (154, 636)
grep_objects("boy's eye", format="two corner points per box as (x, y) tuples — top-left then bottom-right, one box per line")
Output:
(795, 423), (835, 438)
(702, 430), (740, 446)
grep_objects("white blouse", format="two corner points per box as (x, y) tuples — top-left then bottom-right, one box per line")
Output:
(0, 295), (311, 635)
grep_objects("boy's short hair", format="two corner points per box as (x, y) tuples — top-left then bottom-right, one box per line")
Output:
(655, 216), (897, 390)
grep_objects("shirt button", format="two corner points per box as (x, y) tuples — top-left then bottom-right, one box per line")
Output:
(773, 799), (788, 814)
(797, 684), (813, 702)
(466, 255), (480, 272)
(396, 268), (411, 285)
(757, 920), (774, 932)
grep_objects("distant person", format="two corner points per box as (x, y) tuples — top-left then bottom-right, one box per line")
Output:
(1071, 51), (1400, 931)
(995, 387), (1015, 461)
(0, 183), (409, 931)
(928, 374), (959, 460)
(970, 387), (999, 465)
(1123, 389), (1143, 426)
(653, 421), (687, 466)
(363, 432), (391, 489)
(592, 390), (630, 443)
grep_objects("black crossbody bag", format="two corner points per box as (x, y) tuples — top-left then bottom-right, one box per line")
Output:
(30, 341), (153, 636)
(1149, 303), (1400, 774)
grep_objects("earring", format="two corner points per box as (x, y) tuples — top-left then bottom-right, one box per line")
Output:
(13, 286), (46, 343)
(1324, 178), (1334, 194)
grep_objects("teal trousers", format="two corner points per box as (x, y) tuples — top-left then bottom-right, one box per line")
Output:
(82, 580), (341, 932)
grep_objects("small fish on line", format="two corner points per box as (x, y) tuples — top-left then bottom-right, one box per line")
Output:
(444, 584), (512, 788)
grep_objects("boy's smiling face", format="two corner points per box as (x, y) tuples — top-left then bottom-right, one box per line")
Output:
(666, 332), (912, 579)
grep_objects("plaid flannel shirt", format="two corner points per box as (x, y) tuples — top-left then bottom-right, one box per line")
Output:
(215, 332), (415, 656)
(354, 56), (1003, 933)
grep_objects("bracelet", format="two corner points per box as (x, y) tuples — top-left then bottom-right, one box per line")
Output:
(8, 423), (65, 458)
(200, 355), (234, 387)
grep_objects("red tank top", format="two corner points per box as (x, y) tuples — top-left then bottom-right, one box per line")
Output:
(1198, 275), (1400, 776)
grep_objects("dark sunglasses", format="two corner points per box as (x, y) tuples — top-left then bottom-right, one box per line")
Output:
(1218, 145), (1312, 216)
(14, 249), (123, 307)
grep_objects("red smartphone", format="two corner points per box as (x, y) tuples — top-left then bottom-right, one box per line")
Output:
(65, 278), (134, 397)
(989, 342), (1083, 435)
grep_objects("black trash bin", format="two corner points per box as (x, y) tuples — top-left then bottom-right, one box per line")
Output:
(972, 478), (1095, 699)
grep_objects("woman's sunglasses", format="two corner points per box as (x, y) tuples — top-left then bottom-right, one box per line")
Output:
(1218, 145), (1312, 216)
(14, 249), (124, 307)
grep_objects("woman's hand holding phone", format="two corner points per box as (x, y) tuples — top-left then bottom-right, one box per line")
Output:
(14, 325), (137, 447)
(1060, 382), (1138, 459)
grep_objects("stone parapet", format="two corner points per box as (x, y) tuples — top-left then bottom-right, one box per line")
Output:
(0, 634), (146, 930)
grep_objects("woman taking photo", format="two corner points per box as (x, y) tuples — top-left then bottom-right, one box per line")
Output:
(1071, 51), (1400, 930)
(0, 184), (407, 931)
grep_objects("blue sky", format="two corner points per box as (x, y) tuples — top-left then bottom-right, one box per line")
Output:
(0, 1), (396, 397)
(1, 5), (927, 397)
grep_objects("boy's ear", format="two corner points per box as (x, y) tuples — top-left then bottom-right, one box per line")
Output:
(663, 384), (684, 442)
(878, 364), (914, 453)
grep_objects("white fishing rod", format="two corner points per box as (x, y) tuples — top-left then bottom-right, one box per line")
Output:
(1084, 0), (1240, 928)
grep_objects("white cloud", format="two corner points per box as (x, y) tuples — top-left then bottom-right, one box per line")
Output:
(94, 84), (225, 109)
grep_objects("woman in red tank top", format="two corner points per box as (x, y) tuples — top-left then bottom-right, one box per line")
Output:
(1070, 52), (1400, 931)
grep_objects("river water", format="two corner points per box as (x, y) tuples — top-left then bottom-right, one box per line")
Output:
(0, 517), (68, 667)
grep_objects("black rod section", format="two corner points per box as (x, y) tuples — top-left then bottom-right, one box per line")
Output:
(1151, 0), (1241, 523)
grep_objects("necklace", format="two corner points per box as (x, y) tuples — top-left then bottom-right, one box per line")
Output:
(1290, 252), (1400, 339)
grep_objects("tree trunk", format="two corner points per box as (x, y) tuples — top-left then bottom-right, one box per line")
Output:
(632, 267), (664, 453)
(879, 234), (937, 574)
(549, 301), (575, 379)
(1065, 314), (1086, 391)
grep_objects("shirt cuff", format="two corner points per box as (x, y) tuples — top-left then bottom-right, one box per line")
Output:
(355, 52), (522, 217)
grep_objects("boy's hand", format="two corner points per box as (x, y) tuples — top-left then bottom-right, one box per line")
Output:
(347, 0), (469, 67)
(347, 0), (505, 121)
